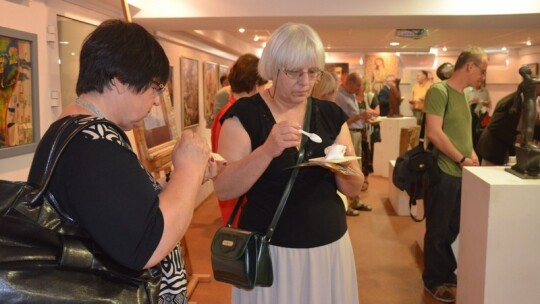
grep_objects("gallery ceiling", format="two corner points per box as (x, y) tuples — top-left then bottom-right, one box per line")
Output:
(72, 0), (540, 66)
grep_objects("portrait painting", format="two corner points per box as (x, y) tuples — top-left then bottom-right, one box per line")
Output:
(325, 62), (349, 84)
(180, 57), (199, 129)
(365, 54), (399, 93)
(203, 61), (218, 128)
(0, 26), (39, 158)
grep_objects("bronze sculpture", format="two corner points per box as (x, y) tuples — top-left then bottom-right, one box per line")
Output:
(506, 65), (540, 178)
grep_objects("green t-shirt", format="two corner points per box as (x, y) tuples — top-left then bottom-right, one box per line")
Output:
(423, 81), (472, 177)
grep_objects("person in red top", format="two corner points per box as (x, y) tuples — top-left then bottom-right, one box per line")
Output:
(211, 53), (266, 225)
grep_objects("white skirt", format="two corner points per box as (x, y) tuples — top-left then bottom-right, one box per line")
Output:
(232, 231), (359, 304)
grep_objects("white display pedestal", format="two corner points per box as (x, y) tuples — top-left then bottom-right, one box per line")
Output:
(458, 167), (540, 304)
(388, 160), (410, 216)
(373, 116), (417, 177)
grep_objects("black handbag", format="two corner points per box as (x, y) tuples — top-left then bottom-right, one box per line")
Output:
(210, 98), (312, 290)
(393, 86), (449, 222)
(0, 116), (161, 303)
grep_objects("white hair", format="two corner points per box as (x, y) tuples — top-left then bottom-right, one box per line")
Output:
(258, 23), (325, 81)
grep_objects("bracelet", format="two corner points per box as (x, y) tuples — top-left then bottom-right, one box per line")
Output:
(456, 156), (466, 165)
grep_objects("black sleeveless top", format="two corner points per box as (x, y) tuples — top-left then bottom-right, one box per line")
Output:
(221, 94), (349, 248)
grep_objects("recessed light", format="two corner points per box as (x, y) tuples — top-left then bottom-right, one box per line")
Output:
(390, 42), (399, 46)
(238, 28), (245, 33)
(526, 39), (532, 46)
(502, 46), (507, 51)
(442, 46), (447, 52)
(253, 35), (259, 42)
(262, 42), (267, 48)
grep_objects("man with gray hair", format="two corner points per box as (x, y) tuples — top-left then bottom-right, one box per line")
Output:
(335, 72), (372, 215)
(422, 46), (486, 302)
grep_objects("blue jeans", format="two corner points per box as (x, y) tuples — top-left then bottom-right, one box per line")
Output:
(422, 169), (461, 289)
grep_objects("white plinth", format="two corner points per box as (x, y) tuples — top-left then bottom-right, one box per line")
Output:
(373, 116), (417, 177)
(458, 167), (540, 304)
(388, 160), (410, 216)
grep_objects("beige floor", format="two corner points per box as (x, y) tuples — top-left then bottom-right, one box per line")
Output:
(185, 175), (446, 304)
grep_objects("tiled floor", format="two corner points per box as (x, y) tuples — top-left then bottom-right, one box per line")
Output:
(185, 175), (445, 304)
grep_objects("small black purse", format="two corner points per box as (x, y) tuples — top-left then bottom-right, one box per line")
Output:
(0, 116), (161, 303)
(210, 98), (312, 290)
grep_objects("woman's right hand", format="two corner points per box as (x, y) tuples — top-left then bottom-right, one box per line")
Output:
(261, 121), (301, 158)
(171, 129), (210, 171)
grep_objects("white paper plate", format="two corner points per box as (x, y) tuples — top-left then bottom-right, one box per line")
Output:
(308, 156), (361, 164)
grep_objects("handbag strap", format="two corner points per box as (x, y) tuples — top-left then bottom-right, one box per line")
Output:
(227, 97), (313, 243)
(29, 115), (128, 206)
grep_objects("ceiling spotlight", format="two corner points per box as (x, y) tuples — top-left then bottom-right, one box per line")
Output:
(389, 42), (400, 46)
(502, 46), (507, 51)
(262, 42), (267, 48)
(359, 56), (364, 65)
(253, 35), (259, 42)
(238, 28), (245, 33)
(442, 46), (447, 52)
(526, 39), (532, 46)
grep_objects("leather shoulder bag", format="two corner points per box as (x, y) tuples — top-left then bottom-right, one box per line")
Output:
(0, 115), (161, 303)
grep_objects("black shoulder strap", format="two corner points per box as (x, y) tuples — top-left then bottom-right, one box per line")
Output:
(30, 116), (127, 206)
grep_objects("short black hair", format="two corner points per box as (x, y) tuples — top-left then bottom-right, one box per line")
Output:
(229, 53), (265, 94)
(76, 19), (169, 95)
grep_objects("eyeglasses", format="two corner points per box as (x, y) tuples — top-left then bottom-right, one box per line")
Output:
(473, 63), (487, 76)
(151, 81), (166, 96)
(281, 68), (322, 81)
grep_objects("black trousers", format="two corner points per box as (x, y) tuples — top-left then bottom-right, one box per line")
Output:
(422, 169), (461, 289)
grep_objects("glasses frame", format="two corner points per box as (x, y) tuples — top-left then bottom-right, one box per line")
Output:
(280, 68), (322, 81)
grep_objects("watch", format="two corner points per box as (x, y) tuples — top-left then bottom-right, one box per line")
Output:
(456, 156), (466, 165)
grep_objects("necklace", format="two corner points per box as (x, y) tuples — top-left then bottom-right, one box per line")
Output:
(75, 98), (105, 118)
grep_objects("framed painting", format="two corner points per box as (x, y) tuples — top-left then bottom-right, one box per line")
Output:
(0, 26), (40, 159)
(203, 61), (218, 128)
(526, 63), (539, 78)
(133, 87), (178, 177)
(180, 57), (199, 130)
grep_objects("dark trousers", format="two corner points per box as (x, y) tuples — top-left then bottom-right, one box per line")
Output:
(422, 170), (461, 289)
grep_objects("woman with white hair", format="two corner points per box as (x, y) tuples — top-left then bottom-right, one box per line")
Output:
(214, 23), (362, 304)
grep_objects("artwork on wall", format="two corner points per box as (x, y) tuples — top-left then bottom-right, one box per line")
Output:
(219, 64), (230, 88)
(365, 54), (399, 93)
(0, 26), (40, 159)
(325, 62), (349, 84)
(180, 57), (199, 130)
(203, 61), (218, 128)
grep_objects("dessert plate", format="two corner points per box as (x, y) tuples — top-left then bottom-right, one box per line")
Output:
(308, 156), (361, 164)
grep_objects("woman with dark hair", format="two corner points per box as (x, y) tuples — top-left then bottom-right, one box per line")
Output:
(211, 53), (266, 226)
(28, 19), (219, 303)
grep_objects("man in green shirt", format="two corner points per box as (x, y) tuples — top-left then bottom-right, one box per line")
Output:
(422, 47), (486, 303)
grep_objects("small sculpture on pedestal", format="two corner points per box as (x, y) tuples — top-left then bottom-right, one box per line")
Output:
(388, 78), (403, 117)
(506, 65), (540, 178)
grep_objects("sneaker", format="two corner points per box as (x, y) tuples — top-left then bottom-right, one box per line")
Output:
(352, 201), (372, 211)
(444, 275), (457, 288)
(346, 207), (360, 216)
(424, 285), (455, 303)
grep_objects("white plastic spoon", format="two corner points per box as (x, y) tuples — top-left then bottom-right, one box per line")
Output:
(300, 129), (322, 143)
